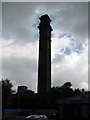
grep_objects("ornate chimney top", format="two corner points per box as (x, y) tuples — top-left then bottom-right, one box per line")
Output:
(38, 14), (53, 31)
(39, 14), (51, 22)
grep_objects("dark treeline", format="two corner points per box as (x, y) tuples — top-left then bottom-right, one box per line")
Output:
(1, 79), (89, 111)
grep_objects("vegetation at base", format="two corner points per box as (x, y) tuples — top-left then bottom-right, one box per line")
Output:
(1, 79), (89, 117)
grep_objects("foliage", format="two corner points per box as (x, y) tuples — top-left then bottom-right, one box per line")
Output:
(1, 79), (87, 109)
(2, 79), (15, 107)
(1, 79), (14, 118)
(62, 82), (72, 88)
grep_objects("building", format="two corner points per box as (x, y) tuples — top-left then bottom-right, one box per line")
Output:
(56, 93), (90, 120)
(38, 14), (53, 94)
(17, 86), (28, 94)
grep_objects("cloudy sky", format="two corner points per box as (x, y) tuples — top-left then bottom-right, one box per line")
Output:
(1, 2), (88, 92)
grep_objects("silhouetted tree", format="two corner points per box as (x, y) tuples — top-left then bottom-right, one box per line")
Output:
(74, 88), (82, 96)
(82, 88), (85, 93)
(2, 79), (14, 118)
(62, 82), (72, 88)
(1, 79), (88, 118)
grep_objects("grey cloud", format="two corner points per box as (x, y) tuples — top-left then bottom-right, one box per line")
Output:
(2, 2), (39, 44)
(2, 2), (88, 44)
(52, 65), (87, 89)
(52, 53), (65, 63)
(2, 57), (38, 91)
(2, 2), (88, 91)
(53, 3), (88, 42)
